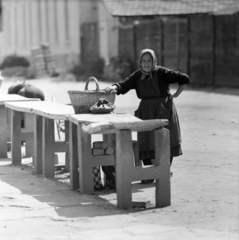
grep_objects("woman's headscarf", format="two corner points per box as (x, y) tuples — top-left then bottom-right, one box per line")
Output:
(139, 49), (157, 80)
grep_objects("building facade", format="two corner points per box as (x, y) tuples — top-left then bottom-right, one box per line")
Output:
(0, 0), (119, 73)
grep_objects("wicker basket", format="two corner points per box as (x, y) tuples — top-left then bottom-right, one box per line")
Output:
(68, 76), (116, 114)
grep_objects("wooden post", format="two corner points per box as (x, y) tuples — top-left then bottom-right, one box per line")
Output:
(116, 130), (133, 209)
(11, 110), (22, 165)
(212, 14), (216, 86)
(78, 124), (94, 194)
(133, 23), (138, 69)
(154, 128), (171, 208)
(42, 117), (55, 178)
(34, 115), (43, 174)
(187, 16), (191, 76)
(176, 19), (180, 70)
(0, 106), (8, 158)
(69, 122), (79, 190)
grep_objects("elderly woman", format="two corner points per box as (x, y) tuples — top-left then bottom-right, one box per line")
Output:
(105, 48), (190, 184)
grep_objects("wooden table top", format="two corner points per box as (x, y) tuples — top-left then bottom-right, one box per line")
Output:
(68, 113), (168, 134)
(5, 101), (75, 120)
(0, 93), (39, 105)
(68, 113), (141, 125)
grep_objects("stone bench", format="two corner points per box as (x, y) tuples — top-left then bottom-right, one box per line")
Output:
(5, 101), (75, 178)
(68, 113), (171, 209)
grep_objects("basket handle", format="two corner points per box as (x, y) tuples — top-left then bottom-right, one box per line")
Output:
(85, 76), (100, 91)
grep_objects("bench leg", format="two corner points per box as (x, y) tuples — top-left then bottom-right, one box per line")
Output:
(69, 122), (79, 190)
(103, 133), (116, 148)
(64, 120), (70, 172)
(116, 130), (133, 209)
(154, 128), (171, 208)
(11, 110), (22, 164)
(0, 106), (8, 158)
(34, 115), (43, 174)
(42, 117), (55, 178)
(132, 140), (142, 167)
(78, 124), (94, 194)
(24, 113), (34, 157)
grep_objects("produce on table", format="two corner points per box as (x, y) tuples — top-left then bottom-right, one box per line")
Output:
(89, 97), (115, 113)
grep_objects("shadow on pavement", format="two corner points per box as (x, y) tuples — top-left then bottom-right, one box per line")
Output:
(0, 159), (157, 219)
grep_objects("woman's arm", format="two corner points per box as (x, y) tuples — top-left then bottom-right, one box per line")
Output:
(105, 85), (118, 94)
(171, 84), (187, 98)
(159, 67), (190, 98)
(105, 70), (139, 95)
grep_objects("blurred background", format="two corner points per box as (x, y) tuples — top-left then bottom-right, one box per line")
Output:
(0, 0), (238, 87)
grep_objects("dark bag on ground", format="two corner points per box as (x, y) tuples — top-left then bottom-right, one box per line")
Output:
(102, 166), (116, 189)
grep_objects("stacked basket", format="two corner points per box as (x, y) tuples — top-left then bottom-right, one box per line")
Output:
(68, 76), (116, 114)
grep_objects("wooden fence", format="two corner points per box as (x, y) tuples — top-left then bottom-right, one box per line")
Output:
(118, 13), (239, 87)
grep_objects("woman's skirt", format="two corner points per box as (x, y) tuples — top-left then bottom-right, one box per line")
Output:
(134, 97), (182, 159)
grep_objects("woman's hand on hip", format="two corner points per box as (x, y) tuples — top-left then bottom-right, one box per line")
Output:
(170, 84), (188, 99)
(171, 93), (178, 99)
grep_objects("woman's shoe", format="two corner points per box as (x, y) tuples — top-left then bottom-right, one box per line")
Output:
(141, 179), (154, 184)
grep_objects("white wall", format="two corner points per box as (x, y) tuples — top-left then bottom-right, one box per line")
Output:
(0, 0), (120, 71)
(0, 0), (81, 69)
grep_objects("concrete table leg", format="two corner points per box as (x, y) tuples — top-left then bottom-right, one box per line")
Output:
(42, 117), (55, 178)
(102, 133), (116, 185)
(77, 124), (94, 194)
(116, 130), (133, 209)
(34, 115), (43, 174)
(154, 128), (171, 208)
(11, 110), (22, 164)
(103, 133), (116, 149)
(0, 106), (8, 158)
(64, 120), (70, 172)
(24, 113), (34, 157)
(69, 122), (79, 190)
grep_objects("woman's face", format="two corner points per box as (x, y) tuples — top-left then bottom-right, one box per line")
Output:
(141, 53), (153, 72)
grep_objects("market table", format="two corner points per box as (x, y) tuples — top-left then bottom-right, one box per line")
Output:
(68, 113), (171, 209)
(5, 101), (75, 177)
(0, 93), (39, 158)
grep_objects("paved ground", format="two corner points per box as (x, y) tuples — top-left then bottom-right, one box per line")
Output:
(0, 78), (238, 240)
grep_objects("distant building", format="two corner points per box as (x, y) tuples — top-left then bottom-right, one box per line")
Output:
(0, 0), (238, 86)
(0, 0), (118, 74)
(102, 0), (239, 87)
